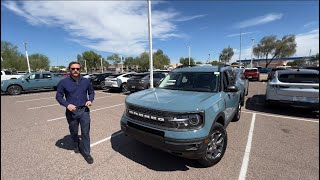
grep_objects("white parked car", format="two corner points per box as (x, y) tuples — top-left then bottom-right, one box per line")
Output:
(105, 72), (136, 92)
(265, 69), (319, 110)
(1, 70), (23, 81)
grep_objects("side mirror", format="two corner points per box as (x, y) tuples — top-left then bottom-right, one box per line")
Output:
(225, 85), (238, 92)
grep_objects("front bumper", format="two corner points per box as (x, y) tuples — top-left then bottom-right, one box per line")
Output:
(105, 81), (119, 88)
(121, 121), (207, 159)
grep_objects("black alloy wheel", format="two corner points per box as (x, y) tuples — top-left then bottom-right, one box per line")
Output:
(7, 85), (22, 95)
(198, 123), (227, 167)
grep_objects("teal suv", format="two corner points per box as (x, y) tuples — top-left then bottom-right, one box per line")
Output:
(121, 66), (242, 167)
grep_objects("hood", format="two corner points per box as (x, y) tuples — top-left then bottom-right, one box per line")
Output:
(126, 88), (221, 112)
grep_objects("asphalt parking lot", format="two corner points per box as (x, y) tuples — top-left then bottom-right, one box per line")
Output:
(1, 80), (319, 180)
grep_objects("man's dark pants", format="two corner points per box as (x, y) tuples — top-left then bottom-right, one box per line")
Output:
(66, 107), (91, 156)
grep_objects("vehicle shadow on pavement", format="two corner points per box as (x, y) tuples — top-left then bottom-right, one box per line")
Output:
(111, 131), (204, 171)
(245, 95), (319, 119)
(55, 135), (81, 151)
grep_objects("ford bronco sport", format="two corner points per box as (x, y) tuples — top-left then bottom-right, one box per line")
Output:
(120, 65), (242, 167)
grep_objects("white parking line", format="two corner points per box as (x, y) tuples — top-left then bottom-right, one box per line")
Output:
(47, 103), (124, 122)
(26, 95), (116, 109)
(16, 97), (55, 103)
(242, 110), (319, 123)
(90, 131), (123, 147)
(28, 104), (59, 110)
(238, 113), (256, 180)
(71, 131), (124, 154)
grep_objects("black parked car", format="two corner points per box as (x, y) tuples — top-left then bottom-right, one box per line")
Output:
(127, 72), (166, 92)
(90, 72), (113, 89)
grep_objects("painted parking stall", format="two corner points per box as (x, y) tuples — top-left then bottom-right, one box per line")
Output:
(1, 83), (319, 180)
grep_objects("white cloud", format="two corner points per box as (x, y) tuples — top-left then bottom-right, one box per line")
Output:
(231, 46), (253, 62)
(303, 21), (318, 28)
(235, 13), (283, 28)
(174, 14), (207, 22)
(226, 31), (256, 37)
(295, 28), (319, 56)
(2, 1), (201, 56)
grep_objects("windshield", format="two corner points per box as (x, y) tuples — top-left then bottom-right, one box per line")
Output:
(158, 72), (219, 92)
(131, 74), (148, 79)
(245, 69), (258, 72)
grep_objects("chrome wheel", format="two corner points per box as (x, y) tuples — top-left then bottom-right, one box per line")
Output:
(100, 81), (106, 90)
(121, 83), (128, 92)
(206, 131), (225, 160)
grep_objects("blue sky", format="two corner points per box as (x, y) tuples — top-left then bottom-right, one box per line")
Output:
(1, 1), (319, 67)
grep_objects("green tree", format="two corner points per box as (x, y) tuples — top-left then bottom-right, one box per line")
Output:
(153, 49), (170, 69)
(1, 41), (27, 71)
(124, 56), (138, 67)
(210, 61), (224, 66)
(77, 51), (102, 72)
(196, 61), (203, 64)
(107, 53), (122, 66)
(253, 35), (297, 68)
(138, 52), (150, 70)
(219, 47), (234, 63)
(179, 57), (195, 66)
(287, 59), (306, 67)
(29, 53), (50, 71)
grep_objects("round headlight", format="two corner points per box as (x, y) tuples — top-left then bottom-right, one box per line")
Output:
(188, 114), (202, 126)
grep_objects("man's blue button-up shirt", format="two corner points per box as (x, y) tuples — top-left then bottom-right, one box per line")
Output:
(56, 76), (95, 108)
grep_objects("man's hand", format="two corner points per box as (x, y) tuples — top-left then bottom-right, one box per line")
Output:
(67, 104), (77, 111)
(85, 101), (92, 107)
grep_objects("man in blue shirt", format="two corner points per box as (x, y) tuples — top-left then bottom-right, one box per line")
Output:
(56, 61), (95, 164)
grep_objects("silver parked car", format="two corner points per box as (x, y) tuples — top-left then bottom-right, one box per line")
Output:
(234, 68), (249, 106)
(265, 69), (319, 110)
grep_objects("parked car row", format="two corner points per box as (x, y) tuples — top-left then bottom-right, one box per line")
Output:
(1, 72), (65, 95)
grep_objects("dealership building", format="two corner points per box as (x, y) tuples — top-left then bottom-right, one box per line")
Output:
(236, 56), (317, 68)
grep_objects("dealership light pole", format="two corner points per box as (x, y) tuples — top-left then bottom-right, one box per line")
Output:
(250, 38), (254, 68)
(187, 45), (191, 66)
(239, 30), (242, 67)
(84, 60), (87, 73)
(100, 57), (103, 73)
(147, 0), (154, 88)
(23, 42), (31, 73)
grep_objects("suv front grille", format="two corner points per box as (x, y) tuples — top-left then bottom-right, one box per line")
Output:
(126, 103), (178, 129)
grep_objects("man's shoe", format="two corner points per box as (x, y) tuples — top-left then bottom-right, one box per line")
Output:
(84, 155), (94, 164)
(74, 146), (80, 154)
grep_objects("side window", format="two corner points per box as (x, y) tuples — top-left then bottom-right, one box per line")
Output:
(153, 73), (160, 78)
(222, 71), (229, 90)
(29, 74), (36, 80)
(43, 74), (52, 79)
(123, 74), (132, 78)
(5, 71), (12, 75)
(226, 70), (235, 85)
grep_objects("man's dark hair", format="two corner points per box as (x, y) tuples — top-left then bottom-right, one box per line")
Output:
(68, 61), (81, 70)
